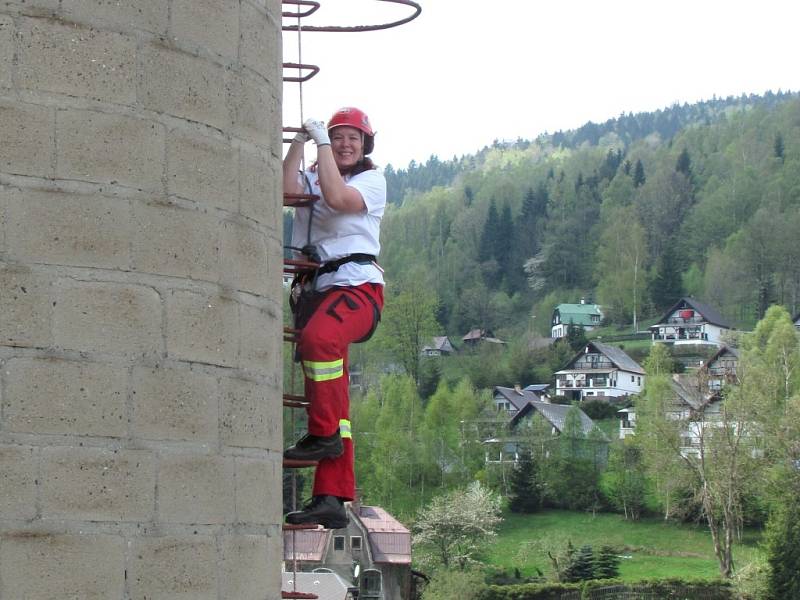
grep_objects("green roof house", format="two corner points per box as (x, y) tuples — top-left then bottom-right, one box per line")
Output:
(551, 300), (603, 339)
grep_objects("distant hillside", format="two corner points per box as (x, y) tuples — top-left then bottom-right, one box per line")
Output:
(384, 90), (798, 205)
(378, 90), (800, 339)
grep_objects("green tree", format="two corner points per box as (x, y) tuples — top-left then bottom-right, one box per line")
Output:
(675, 147), (692, 177)
(765, 476), (800, 599)
(774, 133), (785, 161)
(637, 309), (799, 577)
(561, 545), (595, 582)
(596, 204), (649, 328)
(367, 375), (424, 511)
(421, 380), (461, 490)
(633, 159), (646, 187)
(594, 545), (621, 579)
(602, 439), (646, 520)
(374, 269), (440, 385)
(650, 243), (684, 313)
(507, 449), (543, 513)
(413, 481), (502, 571)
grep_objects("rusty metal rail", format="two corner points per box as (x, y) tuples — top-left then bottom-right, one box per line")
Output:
(283, 0), (421, 32)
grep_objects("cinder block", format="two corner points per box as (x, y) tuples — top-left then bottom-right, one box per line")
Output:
(234, 456), (281, 525)
(227, 73), (278, 148)
(138, 42), (229, 132)
(131, 365), (219, 442)
(220, 535), (276, 599)
(0, 16), (12, 89)
(0, 1), (59, 15)
(60, 0), (168, 35)
(130, 200), (220, 282)
(0, 261), (53, 348)
(0, 533), (125, 599)
(239, 147), (280, 225)
(219, 376), (280, 450)
(240, 1), (281, 83)
(0, 100), (54, 177)
(0, 445), (38, 520)
(3, 188), (130, 269)
(219, 220), (270, 296)
(129, 535), (217, 600)
(3, 357), (127, 437)
(171, 0), (239, 59)
(165, 291), (238, 367)
(40, 447), (156, 521)
(53, 280), (162, 357)
(238, 301), (281, 374)
(166, 127), (237, 210)
(16, 17), (137, 103)
(55, 108), (165, 191)
(157, 453), (235, 524)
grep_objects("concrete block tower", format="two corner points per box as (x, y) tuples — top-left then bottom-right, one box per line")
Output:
(0, 1), (284, 598)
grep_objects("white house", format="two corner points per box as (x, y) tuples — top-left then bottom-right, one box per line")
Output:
(794, 312), (800, 331)
(649, 297), (733, 347)
(555, 341), (645, 402)
(551, 300), (603, 338)
(618, 371), (732, 457)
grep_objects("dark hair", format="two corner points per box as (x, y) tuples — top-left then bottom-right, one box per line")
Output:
(309, 157), (377, 177)
(347, 157), (377, 177)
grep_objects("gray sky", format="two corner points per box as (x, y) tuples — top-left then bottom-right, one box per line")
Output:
(283, 0), (800, 168)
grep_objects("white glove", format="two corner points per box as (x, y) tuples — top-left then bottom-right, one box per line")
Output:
(303, 118), (330, 147)
(293, 129), (309, 144)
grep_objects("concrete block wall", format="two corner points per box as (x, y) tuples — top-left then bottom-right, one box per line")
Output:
(0, 1), (284, 598)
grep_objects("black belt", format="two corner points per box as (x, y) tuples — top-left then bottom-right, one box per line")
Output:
(316, 253), (377, 276)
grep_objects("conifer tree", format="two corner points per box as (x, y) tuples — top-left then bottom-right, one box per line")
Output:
(594, 545), (621, 579)
(650, 244), (684, 311)
(562, 545), (595, 582)
(633, 159), (646, 187)
(507, 449), (543, 513)
(675, 148), (692, 177)
(774, 133), (785, 161)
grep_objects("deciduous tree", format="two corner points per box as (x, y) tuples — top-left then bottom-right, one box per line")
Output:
(413, 481), (502, 570)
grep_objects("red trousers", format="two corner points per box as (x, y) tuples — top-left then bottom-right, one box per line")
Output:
(297, 282), (383, 500)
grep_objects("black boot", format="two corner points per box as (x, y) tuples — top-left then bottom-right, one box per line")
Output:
(286, 495), (349, 529)
(284, 431), (343, 461)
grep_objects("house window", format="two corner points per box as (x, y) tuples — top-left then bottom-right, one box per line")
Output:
(362, 570), (382, 597)
(351, 536), (362, 551)
(333, 536), (345, 551)
(631, 375), (634, 383)
(638, 376), (641, 385)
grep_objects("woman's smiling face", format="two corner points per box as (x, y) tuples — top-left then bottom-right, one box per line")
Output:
(330, 125), (363, 171)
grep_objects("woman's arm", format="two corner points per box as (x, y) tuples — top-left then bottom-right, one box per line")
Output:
(282, 136), (306, 196)
(315, 146), (367, 214)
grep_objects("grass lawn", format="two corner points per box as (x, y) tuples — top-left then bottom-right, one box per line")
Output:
(483, 509), (762, 582)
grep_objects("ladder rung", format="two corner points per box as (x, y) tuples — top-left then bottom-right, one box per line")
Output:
(281, 0), (320, 19)
(283, 192), (319, 208)
(284, 393), (309, 409)
(284, 258), (319, 273)
(282, 592), (319, 599)
(283, 62), (320, 83)
(283, 458), (318, 469)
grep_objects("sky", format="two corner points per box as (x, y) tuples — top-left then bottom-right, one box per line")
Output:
(282, 0), (800, 169)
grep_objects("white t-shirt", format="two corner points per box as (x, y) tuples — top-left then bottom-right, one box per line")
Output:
(291, 167), (386, 291)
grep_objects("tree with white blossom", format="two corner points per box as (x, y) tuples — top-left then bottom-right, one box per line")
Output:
(412, 481), (502, 571)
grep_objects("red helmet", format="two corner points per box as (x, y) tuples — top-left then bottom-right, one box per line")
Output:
(327, 107), (375, 155)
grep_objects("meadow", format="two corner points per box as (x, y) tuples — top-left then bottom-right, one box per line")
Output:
(483, 509), (762, 582)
